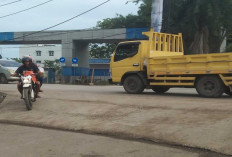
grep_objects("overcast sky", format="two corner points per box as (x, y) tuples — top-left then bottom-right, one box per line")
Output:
(0, 0), (141, 58)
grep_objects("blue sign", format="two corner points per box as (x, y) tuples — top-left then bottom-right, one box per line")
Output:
(72, 58), (79, 64)
(0, 32), (14, 41)
(59, 57), (65, 63)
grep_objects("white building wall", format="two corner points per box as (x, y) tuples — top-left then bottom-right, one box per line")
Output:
(19, 45), (62, 67)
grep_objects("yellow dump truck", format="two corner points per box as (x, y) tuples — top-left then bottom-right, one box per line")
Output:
(110, 30), (232, 97)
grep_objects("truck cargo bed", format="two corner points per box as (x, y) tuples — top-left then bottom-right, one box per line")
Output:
(148, 53), (232, 86)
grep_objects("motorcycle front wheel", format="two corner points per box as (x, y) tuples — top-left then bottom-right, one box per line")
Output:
(23, 88), (33, 110)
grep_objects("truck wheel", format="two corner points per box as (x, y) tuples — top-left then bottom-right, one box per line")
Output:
(152, 86), (170, 94)
(0, 74), (8, 84)
(196, 76), (224, 98)
(225, 87), (232, 96)
(123, 75), (145, 94)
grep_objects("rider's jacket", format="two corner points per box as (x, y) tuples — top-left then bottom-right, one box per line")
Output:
(15, 63), (39, 75)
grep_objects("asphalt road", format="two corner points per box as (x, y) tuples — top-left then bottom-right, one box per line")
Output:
(0, 84), (232, 156)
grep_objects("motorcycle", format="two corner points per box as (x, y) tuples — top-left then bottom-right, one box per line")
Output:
(21, 71), (37, 110)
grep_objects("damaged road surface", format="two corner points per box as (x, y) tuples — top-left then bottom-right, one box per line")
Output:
(0, 92), (6, 104)
(0, 123), (221, 157)
(0, 84), (232, 156)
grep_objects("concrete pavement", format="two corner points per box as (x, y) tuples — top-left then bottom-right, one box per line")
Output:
(0, 124), (205, 157)
(0, 84), (232, 156)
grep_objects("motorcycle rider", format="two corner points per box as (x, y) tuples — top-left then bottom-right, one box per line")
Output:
(12, 57), (41, 98)
(23, 55), (43, 92)
(37, 64), (44, 91)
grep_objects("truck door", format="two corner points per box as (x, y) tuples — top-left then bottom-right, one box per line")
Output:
(111, 42), (141, 83)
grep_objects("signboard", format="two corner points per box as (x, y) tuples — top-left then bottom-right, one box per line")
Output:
(72, 57), (79, 64)
(59, 57), (66, 63)
(72, 64), (78, 67)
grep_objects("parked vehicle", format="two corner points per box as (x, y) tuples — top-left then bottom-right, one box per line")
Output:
(110, 30), (232, 98)
(0, 59), (21, 83)
(20, 71), (38, 110)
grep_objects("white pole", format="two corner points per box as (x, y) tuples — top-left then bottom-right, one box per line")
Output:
(151, 0), (163, 32)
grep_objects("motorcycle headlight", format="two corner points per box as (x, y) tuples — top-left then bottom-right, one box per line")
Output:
(23, 79), (29, 84)
(22, 77), (31, 84)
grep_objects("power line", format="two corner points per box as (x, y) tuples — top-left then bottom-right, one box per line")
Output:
(0, 0), (146, 49)
(13, 0), (111, 40)
(15, 28), (100, 40)
(0, 0), (111, 43)
(0, 0), (53, 19)
(0, 0), (23, 7)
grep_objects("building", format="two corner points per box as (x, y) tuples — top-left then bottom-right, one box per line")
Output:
(19, 45), (110, 83)
(19, 45), (62, 67)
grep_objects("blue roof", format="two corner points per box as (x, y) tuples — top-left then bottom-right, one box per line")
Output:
(89, 59), (110, 64)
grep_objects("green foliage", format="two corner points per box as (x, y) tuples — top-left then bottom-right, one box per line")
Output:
(89, 43), (116, 58)
(226, 43), (232, 52)
(168, 0), (232, 54)
(44, 59), (59, 68)
(10, 58), (22, 63)
(44, 59), (61, 75)
(92, 0), (151, 59)
(97, 0), (151, 29)
(94, 0), (232, 55)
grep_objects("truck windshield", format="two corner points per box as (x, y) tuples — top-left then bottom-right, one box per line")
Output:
(0, 60), (21, 67)
(114, 43), (139, 62)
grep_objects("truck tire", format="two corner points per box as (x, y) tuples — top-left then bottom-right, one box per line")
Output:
(123, 75), (145, 94)
(152, 86), (170, 94)
(0, 74), (8, 84)
(196, 76), (224, 98)
(225, 87), (232, 96)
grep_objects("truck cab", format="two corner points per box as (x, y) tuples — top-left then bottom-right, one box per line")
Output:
(110, 41), (146, 83)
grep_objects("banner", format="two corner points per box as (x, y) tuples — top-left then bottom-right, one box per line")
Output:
(151, 0), (163, 32)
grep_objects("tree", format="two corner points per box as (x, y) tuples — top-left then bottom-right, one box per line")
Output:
(97, 1), (151, 29)
(89, 43), (116, 58)
(44, 59), (61, 75)
(93, 0), (232, 56)
(168, 0), (232, 54)
(10, 58), (22, 63)
(91, 0), (151, 59)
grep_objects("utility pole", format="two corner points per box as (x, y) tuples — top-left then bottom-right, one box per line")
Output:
(151, 0), (164, 32)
